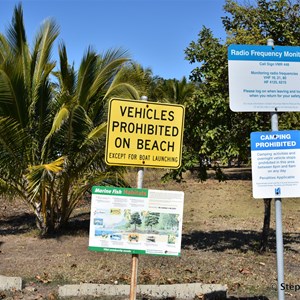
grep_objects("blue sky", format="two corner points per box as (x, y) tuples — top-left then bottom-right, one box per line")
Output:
(0, 0), (227, 79)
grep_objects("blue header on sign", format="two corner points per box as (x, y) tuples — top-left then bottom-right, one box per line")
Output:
(251, 130), (300, 151)
(228, 44), (300, 62)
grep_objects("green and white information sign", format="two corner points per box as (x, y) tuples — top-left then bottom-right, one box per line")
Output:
(88, 186), (184, 256)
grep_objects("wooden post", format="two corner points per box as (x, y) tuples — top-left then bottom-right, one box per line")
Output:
(129, 254), (139, 300)
(129, 96), (147, 300)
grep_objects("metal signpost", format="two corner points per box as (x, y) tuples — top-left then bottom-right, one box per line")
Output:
(228, 40), (300, 300)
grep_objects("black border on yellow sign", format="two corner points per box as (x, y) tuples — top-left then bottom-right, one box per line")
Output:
(105, 98), (185, 169)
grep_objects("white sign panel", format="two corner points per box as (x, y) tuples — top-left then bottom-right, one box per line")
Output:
(228, 44), (300, 112)
(89, 186), (184, 256)
(251, 130), (300, 198)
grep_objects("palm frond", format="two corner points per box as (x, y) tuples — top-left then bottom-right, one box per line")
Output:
(26, 156), (65, 195)
(0, 116), (28, 169)
(43, 156), (65, 172)
(6, 4), (27, 54)
(68, 104), (93, 149)
(42, 105), (70, 159)
(57, 42), (76, 94)
(32, 19), (59, 82)
(0, 34), (10, 63)
(0, 61), (29, 127)
(104, 82), (140, 100)
(87, 48), (129, 101)
(30, 19), (59, 121)
(0, 69), (15, 106)
(6, 4), (31, 89)
(48, 105), (70, 136)
(76, 47), (98, 106)
(86, 122), (107, 142)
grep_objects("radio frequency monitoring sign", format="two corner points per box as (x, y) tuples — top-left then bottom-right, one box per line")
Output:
(251, 130), (300, 198)
(228, 44), (300, 112)
(105, 98), (185, 169)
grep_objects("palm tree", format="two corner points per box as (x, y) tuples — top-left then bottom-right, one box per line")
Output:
(113, 61), (154, 99)
(0, 4), (60, 232)
(0, 4), (140, 234)
(158, 76), (195, 105)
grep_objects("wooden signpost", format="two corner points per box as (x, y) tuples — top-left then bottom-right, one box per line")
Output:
(89, 96), (185, 300)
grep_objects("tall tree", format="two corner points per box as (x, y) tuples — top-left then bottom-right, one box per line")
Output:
(185, 26), (266, 168)
(223, 0), (300, 252)
(158, 76), (195, 105)
(130, 212), (142, 231)
(145, 212), (160, 231)
(184, 0), (300, 250)
(0, 5), (139, 234)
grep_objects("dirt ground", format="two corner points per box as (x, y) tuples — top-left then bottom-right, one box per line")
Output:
(0, 168), (299, 300)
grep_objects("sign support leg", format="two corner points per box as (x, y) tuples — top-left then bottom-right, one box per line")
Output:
(129, 96), (147, 300)
(270, 106), (284, 300)
(129, 253), (139, 300)
(267, 37), (285, 299)
(129, 167), (144, 300)
(275, 197), (284, 300)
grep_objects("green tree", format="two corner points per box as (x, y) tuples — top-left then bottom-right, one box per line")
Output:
(0, 5), (139, 234)
(151, 76), (197, 182)
(157, 76), (195, 105)
(130, 212), (142, 231)
(223, 0), (300, 46)
(145, 212), (160, 231)
(115, 62), (153, 98)
(161, 214), (179, 230)
(184, 0), (300, 250)
(185, 26), (266, 169)
(223, 0), (300, 252)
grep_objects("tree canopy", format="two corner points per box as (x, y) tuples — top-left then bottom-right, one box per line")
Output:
(184, 0), (300, 251)
(2, 1), (300, 237)
(0, 4), (144, 234)
(183, 0), (300, 175)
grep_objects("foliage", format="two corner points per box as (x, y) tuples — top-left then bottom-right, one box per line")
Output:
(223, 0), (300, 46)
(185, 27), (267, 169)
(183, 0), (300, 251)
(0, 5), (141, 234)
(183, 0), (300, 179)
(160, 214), (179, 230)
(161, 147), (199, 182)
(112, 61), (153, 99)
(148, 77), (197, 182)
(130, 212), (142, 230)
(145, 212), (160, 230)
(155, 76), (195, 105)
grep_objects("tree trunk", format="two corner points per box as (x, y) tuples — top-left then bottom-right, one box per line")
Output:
(260, 198), (272, 252)
(31, 200), (56, 236)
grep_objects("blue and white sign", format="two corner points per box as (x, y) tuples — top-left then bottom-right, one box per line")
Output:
(228, 44), (300, 112)
(251, 130), (300, 198)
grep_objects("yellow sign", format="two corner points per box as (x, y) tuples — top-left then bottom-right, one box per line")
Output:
(105, 98), (185, 169)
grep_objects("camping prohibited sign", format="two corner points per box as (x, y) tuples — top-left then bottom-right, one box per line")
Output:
(105, 98), (185, 169)
(251, 130), (300, 198)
